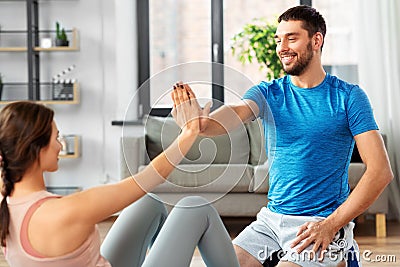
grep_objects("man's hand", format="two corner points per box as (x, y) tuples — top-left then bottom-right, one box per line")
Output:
(171, 82), (211, 133)
(290, 220), (336, 260)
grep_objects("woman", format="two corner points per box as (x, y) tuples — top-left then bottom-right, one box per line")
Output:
(0, 86), (239, 267)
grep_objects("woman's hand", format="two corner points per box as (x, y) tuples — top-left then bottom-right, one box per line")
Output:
(171, 82), (211, 135)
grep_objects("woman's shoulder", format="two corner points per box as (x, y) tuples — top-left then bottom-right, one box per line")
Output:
(27, 192), (95, 258)
(8, 190), (58, 205)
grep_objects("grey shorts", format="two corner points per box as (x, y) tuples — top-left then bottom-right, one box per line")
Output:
(233, 207), (359, 267)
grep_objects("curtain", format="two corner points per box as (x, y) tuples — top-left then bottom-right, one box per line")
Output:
(355, 0), (400, 220)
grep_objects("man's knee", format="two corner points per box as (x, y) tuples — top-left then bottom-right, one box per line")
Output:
(234, 245), (263, 267)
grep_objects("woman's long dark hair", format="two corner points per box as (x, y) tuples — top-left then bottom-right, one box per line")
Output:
(0, 101), (54, 246)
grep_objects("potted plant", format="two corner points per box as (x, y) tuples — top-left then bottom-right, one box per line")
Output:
(55, 21), (69, 47)
(231, 18), (284, 80)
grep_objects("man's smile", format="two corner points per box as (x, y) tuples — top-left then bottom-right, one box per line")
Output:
(280, 53), (297, 65)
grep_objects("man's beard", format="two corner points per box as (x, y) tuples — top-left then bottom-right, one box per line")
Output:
(281, 42), (313, 76)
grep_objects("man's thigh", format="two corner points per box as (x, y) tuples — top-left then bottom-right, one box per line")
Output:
(276, 260), (346, 267)
(276, 262), (301, 267)
(232, 207), (282, 266)
(233, 207), (357, 267)
(279, 215), (356, 267)
(234, 245), (263, 267)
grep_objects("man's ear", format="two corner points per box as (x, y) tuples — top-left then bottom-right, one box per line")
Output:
(313, 32), (324, 51)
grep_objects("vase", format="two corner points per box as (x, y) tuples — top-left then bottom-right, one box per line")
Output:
(55, 39), (69, 47)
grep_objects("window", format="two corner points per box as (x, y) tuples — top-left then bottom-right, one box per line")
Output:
(313, 0), (359, 84)
(138, 0), (222, 116)
(137, 0), (304, 116)
(149, 0), (212, 109)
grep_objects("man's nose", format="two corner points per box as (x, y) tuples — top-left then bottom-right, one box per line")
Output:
(278, 39), (289, 52)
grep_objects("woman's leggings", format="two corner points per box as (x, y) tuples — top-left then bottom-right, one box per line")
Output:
(100, 194), (240, 267)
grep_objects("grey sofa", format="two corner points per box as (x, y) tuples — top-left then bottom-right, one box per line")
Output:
(121, 115), (388, 237)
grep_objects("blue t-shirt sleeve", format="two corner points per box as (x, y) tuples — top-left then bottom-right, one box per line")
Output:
(347, 86), (379, 136)
(243, 84), (267, 118)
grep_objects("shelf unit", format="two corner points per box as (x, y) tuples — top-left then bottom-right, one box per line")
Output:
(0, 0), (79, 102)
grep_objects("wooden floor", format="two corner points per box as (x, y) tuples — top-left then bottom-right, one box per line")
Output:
(1, 217), (399, 266)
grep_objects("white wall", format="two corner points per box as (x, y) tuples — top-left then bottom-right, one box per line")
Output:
(0, 0), (143, 189)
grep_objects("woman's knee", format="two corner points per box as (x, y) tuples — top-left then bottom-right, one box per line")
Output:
(144, 192), (164, 207)
(175, 196), (210, 208)
(173, 196), (219, 218)
(123, 193), (167, 218)
(141, 193), (167, 213)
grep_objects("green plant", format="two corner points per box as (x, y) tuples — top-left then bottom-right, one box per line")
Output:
(231, 18), (284, 80)
(56, 21), (68, 41)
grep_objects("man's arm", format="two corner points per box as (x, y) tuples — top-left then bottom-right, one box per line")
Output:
(291, 130), (393, 255)
(324, 130), (393, 231)
(171, 82), (259, 136)
(199, 100), (259, 136)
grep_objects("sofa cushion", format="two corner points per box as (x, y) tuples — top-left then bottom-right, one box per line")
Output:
(145, 115), (180, 160)
(245, 119), (267, 165)
(154, 192), (268, 217)
(140, 164), (253, 193)
(252, 162), (270, 193)
(145, 115), (250, 164)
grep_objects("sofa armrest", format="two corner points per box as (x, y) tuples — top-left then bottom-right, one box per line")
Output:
(348, 163), (367, 188)
(252, 162), (270, 193)
(366, 187), (389, 214)
(120, 136), (146, 179)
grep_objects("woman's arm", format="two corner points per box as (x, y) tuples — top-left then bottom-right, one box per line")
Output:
(36, 86), (202, 233)
(62, 129), (198, 224)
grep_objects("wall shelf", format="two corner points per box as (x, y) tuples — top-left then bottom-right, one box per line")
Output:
(0, 47), (28, 52)
(59, 135), (80, 159)
(0, 28), (79, 52)
(0, 82), (80, 105)
(35, 28), (79, 51)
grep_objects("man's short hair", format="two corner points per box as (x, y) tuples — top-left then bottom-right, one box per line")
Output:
(278, 5), (326, 48)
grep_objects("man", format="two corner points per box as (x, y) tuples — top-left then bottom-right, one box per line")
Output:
(174, 5), (393, 267)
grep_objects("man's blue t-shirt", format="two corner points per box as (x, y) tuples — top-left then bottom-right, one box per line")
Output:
(243, 73), (378, 217)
